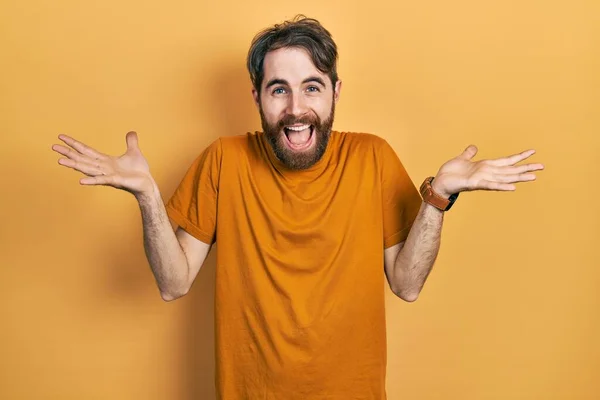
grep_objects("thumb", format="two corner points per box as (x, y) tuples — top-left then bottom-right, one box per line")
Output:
(459, 144), (478, 160)
(126, 131), (140, 151)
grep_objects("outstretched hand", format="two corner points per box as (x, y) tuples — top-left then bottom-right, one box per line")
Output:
(431, 145), (545, 198)
(52, 131), (155, 196)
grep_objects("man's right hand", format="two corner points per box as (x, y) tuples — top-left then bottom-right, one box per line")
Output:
(52, 131), (155, 196)
(52, 130), (211, 300)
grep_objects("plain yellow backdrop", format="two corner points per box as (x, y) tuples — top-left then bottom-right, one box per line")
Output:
(1, 0), (598, 399)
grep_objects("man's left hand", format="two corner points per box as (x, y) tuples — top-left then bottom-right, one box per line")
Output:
(431, 145), (545, 198)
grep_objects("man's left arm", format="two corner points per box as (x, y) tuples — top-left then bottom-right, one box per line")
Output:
(384, 200), (443, 302)
(384, 145), (544, 302)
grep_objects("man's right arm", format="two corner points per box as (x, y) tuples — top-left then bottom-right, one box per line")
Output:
(52, 131), (212, 301)
(137, 181), (211, 302)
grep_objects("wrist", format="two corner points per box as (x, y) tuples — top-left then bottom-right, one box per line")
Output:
(420, 176), (460, 212)
(134, 177), (160, 203)
(431, 177), (452, 199)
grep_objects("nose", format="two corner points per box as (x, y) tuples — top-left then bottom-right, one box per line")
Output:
(286, 91), (308, 118)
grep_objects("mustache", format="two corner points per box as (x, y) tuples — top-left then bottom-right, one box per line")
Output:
(277, 114), (319, 129)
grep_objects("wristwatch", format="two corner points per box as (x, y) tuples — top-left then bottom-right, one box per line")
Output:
(419, 176), (459, 211)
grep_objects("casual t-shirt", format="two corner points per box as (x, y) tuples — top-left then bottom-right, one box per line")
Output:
(165, 130), (423, 400)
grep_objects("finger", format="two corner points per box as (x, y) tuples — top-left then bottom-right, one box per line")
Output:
(126, 131), (139, 151)
(492, 173), (537, 184)
(80, 175), (117, 186)
(58, 134), (106, 160)
(459, 145), (478, 160)
(57, 157), (105, 176)
(500, 163), (545, 174)
(52, 144), (92, 163)
(477, 180), (516, 191)
(489, 149), (536, 167)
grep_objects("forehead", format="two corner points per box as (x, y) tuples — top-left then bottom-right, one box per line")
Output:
(262, 47), (328, 86)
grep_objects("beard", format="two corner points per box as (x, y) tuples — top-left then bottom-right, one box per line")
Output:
(260, 103), (335, 170)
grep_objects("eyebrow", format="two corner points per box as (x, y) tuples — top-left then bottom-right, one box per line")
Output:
(265, 76), (327, 89)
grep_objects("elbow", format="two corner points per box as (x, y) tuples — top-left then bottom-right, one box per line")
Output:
(399, 292), (419, 303)
(160, 287), (189, 302)
(392, 286), (420, 303)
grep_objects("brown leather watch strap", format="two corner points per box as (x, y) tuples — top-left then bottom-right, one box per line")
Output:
(420, 176), (452, 211)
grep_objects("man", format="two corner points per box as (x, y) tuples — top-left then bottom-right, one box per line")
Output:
(52, 15), (544, 400)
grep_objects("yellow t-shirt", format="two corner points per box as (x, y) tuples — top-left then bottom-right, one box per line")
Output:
(166, 130), (422, 399)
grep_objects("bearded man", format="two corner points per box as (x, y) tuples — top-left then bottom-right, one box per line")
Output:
(52, 15), (544, 400)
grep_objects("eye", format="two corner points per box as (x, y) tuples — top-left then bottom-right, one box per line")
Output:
(306, 86), (320, 93)
(272, 87), (287, 95)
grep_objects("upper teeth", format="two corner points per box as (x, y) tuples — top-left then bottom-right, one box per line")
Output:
(286, 125), (310, 131)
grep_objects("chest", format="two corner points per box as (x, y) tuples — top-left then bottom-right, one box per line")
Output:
(218, 156), (384, 252)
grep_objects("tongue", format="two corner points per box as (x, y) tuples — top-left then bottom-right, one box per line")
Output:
(287, 128), (311, 145)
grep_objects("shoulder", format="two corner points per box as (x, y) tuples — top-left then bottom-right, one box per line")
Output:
(198, 133), (257, 161)
(335, 132), (410, 178)
(216, 132), (262, 152)
(203, 132), (268, 169)
(336, 131), (387, 145)
(334, 131), (395, 157)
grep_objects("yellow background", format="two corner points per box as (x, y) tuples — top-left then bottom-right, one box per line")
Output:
(1, 0), (598, 399)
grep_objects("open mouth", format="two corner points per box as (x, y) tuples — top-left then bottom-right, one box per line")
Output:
(283, 124), (314, 150)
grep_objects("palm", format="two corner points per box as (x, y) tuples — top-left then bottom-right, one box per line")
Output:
(433, 145), (544, 197)
(112, 148), (151, 188)
(52, 131), (154, 195)
(435, 158), (479, 194)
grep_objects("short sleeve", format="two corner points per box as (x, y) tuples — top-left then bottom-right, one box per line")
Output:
(165, 138), (222, 245)
(379, 139), (422, 248)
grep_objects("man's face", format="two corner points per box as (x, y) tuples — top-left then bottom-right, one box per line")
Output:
(253, 47), (342, 170)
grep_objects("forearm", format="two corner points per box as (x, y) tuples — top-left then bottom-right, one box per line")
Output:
(136, 181), (190, 300)
(391, 201), (444, 301)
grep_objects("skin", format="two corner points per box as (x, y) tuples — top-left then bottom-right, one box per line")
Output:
(51, 46), (544, 302)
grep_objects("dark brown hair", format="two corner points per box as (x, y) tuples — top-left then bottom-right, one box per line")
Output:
(247, 15), (339, 96)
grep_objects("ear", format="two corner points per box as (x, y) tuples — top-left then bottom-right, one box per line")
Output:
(252, 88), (260, 108)
(333, 80), (342, 104)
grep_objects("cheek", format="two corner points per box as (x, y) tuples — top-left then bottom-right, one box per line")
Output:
(261, 99), (285, 121)
(313, 97), (333, 118)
